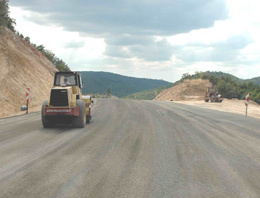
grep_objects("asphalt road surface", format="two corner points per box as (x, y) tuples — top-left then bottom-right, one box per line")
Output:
(0, 99), (260, 198)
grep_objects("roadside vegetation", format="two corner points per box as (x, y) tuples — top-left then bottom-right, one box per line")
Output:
(123, 84), (173, 100)
(182, 71), (260, 104)
(125, 71), (260, 104)
(0, 0), (70, 72)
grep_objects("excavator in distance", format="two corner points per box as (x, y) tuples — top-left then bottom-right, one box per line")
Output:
(204, 87), (224, 103)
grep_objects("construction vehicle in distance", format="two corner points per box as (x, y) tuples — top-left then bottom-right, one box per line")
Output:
(41, 71), (92, 128)
(204, 87), (224, 103)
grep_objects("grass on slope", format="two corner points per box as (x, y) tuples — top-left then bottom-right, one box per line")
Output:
(123, 84), (173, 100)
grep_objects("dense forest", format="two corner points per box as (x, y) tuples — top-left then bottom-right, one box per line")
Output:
(246, 76), (260, 86)
(80, 71), (172, 98)
(181, 72), (260, 104)
(0, 0), (70, 72)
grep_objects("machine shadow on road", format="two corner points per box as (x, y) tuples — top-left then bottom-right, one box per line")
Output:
(39, 120), (93, 134)
(38, 126), (74, 134)
(40, 115), (93, 132)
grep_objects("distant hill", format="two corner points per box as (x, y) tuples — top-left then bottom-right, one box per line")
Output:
(123, 84), (173, 100)
(80, 71), (171, 97)
(245, 77), (260, 86)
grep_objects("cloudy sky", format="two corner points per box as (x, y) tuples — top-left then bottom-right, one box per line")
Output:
(10, 0), (260, 82)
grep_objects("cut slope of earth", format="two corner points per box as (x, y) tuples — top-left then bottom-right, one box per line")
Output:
(0, 27), (57, 118)
(155, 79), (212, 101)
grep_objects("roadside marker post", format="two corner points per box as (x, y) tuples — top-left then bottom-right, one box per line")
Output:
(245, 92), (249, 117)
(26, 88), (30, 114)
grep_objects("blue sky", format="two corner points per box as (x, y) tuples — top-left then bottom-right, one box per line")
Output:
(10, 0), (260, 82)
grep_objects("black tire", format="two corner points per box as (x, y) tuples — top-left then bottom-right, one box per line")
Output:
(204, 99), (209, 102)
(210, 95), (216, 102)
(73, 100), (86, 128)
(42, 100), (55, 128)
(86, 115), (91, 123)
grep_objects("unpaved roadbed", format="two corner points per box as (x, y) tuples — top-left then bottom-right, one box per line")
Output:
(173, 99), (260, 119)
(0, 99), (260, 197)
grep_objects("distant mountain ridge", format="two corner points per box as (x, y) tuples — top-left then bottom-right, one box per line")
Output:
(245, 76), (260, 86)
(123, 84), (173, 100)
(80, 71), (172, 97)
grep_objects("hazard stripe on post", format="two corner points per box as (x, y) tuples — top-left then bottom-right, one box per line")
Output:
(26, 88), (30, 114)
(26, 88), (30, 102)
(245, 92), (249, 117)
(245, 92), (249, 106)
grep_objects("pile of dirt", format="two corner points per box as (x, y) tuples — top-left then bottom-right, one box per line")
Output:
(0, 27), (57, 118)
(155, 79), (212, 101)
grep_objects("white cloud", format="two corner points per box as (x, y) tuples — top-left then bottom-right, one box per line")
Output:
(165, 0), (260, 80)
(9, 1), (260, 82)
(10, 7), (106, 71)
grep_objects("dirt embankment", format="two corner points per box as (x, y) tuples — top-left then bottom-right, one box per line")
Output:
(154, 79), (260, 119)
(0, 27), (57, 118)
(155, 79), (212, 101)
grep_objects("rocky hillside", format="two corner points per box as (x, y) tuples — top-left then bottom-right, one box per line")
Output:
(154, 79), (212, 101)
(0, 27), (57, 118)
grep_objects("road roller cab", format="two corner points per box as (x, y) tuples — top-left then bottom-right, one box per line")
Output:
(41, 72), (92, 128)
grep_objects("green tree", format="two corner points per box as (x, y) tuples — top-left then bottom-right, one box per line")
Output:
(55, 59), (70, 72)
(24, 36), (30, 44)
(0, 0), (16, 31)
(43, 49), (56, 63)
(36, 44), (45, 52)
(35, 44), (71, 72)
(194, 71), (202, 79)
(209, 75), (218, 85)
(181, 73), (192, 81)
